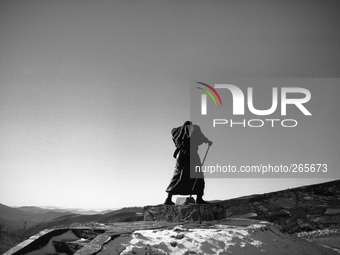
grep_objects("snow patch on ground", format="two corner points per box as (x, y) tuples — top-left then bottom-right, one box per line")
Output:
(98, 223), (338, 255)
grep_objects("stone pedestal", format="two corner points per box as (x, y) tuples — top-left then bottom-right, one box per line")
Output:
(143, 204), (226, 222)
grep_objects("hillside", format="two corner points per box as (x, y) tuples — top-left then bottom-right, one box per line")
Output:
(0, 216), (27, 232)
(217, 179), (340, 234)
(0, 203), (75, 230)
(0, 203), (35, 222)
(0, 204), (38, 229)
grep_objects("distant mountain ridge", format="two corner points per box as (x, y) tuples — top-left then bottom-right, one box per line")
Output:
(0, 203), (118, 232)
(0, 203), (74, 231)
(16, 206), (54, 214)
(23, 207), (144, 236)
(0, 203), (143, 236)
(17, 206), (117, 215)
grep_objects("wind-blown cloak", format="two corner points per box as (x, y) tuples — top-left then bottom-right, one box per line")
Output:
(165, 122), (209, 195)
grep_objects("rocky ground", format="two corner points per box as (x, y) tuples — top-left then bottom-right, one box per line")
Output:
(218, 179), (340, 234)
(5, 219), (340, 255)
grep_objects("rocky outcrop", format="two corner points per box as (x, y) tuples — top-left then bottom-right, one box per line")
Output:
(219, 179), (340, 234)
(143, 204), (226, 222)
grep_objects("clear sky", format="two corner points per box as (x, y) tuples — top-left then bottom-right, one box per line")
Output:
(1, 0), (339, 209)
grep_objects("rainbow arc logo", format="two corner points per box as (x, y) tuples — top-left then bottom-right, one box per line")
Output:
(196, 82), (222, 106)
(196, 82), (222, 115)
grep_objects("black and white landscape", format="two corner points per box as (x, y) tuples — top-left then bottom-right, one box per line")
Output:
(1, 0), (340, 254)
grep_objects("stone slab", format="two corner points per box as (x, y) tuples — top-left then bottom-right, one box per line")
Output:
(74, 234), (111, 255)
(74, 244), (102, 255)
(3, 229), (68, 255)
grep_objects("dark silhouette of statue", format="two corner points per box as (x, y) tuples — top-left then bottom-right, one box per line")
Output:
(165, 121), (213, 205)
